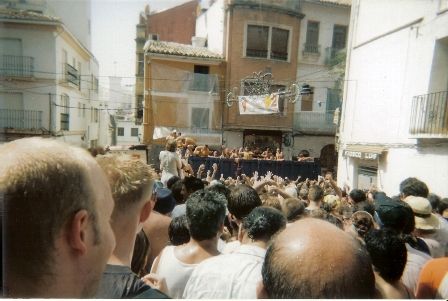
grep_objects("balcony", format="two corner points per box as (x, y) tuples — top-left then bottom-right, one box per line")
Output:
(66, 63), (79, 86)
(293, 112), (337, 134)
(325, 47), (345, 64)
(409, 91), (448, 138)
(175, 126), (222, 146)
(303, 43), (321, 55)
(187, 73), (219, 93)
(2, 55), (34, 78)
(0, 109), (42, 130)
(231, 0), (302, 12)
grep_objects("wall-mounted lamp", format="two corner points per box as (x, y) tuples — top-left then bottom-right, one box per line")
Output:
(281, 83), (314, 104)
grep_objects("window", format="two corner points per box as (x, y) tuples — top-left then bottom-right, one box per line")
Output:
(246, 25), (290, 61)
(117, 127), (124, 136)
(91, 108), (99, 123)
(60, 94), (69, 130)
(301, 87), (315, 111)
(192, 65), (210, 92)
(91, 75), (99, 93)
(131, 128), (139, 137)
(78, 62), (82, 90)
(137, 95), (144, 118)
(332, 25), (348, 50)
(271, 28), (289, 60)
(78, 102), (81, 117)
(82, 104), (86, 118)
(191, 108), (209, 129)
(137, 53), (144, 76)
(326, 88), (341, 113)
(149, 34), (159, 41)
(305, 21), (320, 53)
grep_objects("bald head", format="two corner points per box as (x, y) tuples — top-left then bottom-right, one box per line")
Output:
(261, 218), (375, 298)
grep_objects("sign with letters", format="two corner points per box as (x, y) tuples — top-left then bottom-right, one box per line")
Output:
(343, 150), (378, 160)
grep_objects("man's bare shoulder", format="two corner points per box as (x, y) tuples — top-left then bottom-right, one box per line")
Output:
(143, 211), (172, 233)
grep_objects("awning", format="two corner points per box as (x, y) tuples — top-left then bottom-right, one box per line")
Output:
(343, 145), (387, 160)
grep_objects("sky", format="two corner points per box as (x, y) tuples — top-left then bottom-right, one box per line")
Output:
(91, 0), (186, 86)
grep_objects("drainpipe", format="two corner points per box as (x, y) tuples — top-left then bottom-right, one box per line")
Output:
(49, 93), (52, 135)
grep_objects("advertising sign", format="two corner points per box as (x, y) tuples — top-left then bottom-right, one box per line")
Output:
(238, 93), (280, 115)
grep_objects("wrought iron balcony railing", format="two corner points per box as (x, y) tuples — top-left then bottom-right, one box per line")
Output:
(303, 43), (321, 54)
(0, 109), (42, 130)
(66, 63), (79, 86)
(409, 91), (448, 137)
(2, 55), (34, 77)
(293, 112), (337, 132)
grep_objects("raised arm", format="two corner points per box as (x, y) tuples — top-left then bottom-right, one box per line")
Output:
(326, 173), (342, 200)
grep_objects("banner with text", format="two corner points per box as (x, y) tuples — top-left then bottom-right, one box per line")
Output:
(238, 93), (280, 115)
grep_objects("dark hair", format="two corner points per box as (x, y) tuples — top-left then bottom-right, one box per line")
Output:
(427, 193), (440, 212)
(228, 184), (262, 220)
(320, 202), (332, 213)
(87, 146), (106, 157)
(308, 185), (324, 202)
(353, 201), (375, 217)
(338, 205), (353, 219)
(401, 201), (416, 235)
(310, 208), (327, 220)
(208, 183), (231, 204)
(349, 189), (367, 203)
(282, 197), (305, 222)
(167, 176), (180, 190)
(171, 180), (184, 204)
(399, 177), (429, 198)
(326, 214), (343, 230)
(299, 189), (309, 200)
(182, 176), (205, 193)
(168, 215), (190, 246)
(298, 149), (310, 157)
(351, 211), (375, 238)
(131, 229), (150, 278)
(186, 190), (226, 241)
(364, 228), (407, 282)
(242, 206), (286, 241)
(437, 198), (448, 215)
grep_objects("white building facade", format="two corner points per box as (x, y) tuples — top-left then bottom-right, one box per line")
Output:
(337, 0), (448, 196)
(294, 0), (350, 172)
(0, 0), (101, 148)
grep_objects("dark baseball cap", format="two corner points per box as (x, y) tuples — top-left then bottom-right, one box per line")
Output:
(374, 194), (409, 230)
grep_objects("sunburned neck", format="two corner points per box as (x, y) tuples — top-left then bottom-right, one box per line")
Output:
(174, 236), (220, 264)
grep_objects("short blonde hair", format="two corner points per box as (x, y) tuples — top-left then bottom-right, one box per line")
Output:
(96, 153), (157, 211)
(2, 137), (101, 284)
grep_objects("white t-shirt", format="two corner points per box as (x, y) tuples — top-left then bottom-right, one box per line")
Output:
(183, 244), (266, 299)
(151, 246), (198, 299)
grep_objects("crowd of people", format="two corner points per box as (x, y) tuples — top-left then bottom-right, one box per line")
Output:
(2, 137), (448, 298)
(166, 129), (314, 162)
